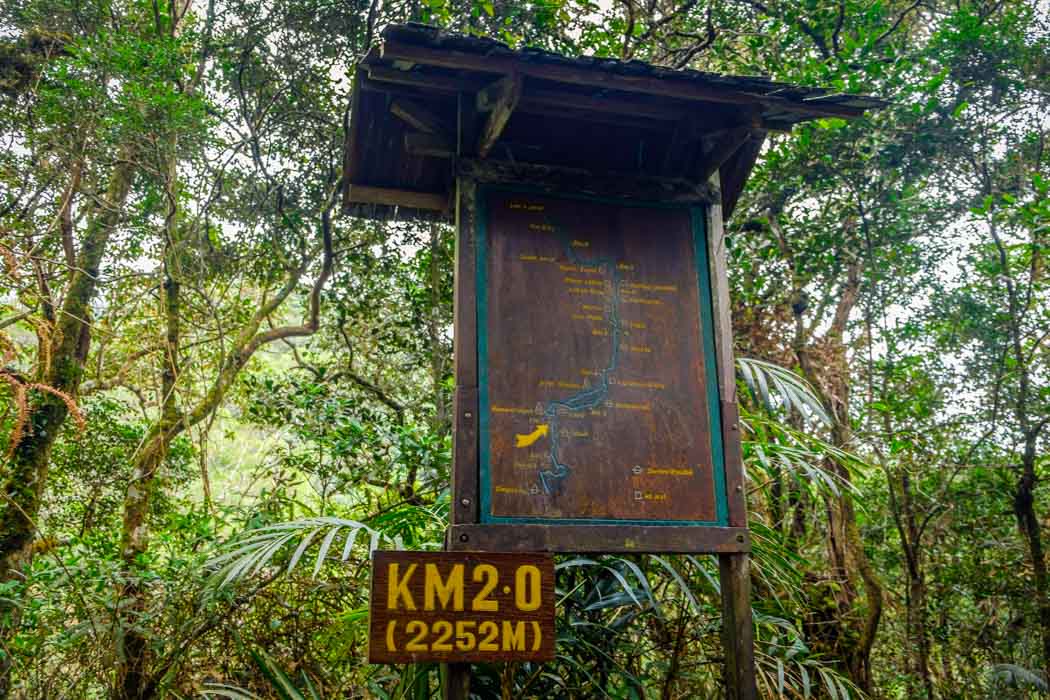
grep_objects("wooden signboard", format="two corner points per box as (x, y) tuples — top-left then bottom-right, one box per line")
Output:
(368, 551), (555, 664)
(444, 172), (753, 697)
(473, 187), (729, 530)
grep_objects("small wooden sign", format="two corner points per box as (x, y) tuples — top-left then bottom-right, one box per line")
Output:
(368, 551), (555, 664)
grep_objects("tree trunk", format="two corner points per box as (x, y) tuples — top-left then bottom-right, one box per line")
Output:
(116, 433), (176, 700)
(115, 153), (183, 700)
(841, 489), (883, 692)
(906, 567), (935, 698)
(0, 156), (134, 573)
(0, 156), (134, 695)
(793, 260), (884, 694)
(112, 174), (336, 700)
(1015, 439), (1050, 687)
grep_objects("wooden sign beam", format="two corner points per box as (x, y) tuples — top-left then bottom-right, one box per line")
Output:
(447, 524), (750, 553)
(404, 132), (453, 158)
(391, 98), (452, 140)
(455, 158), (718, 203)
(475, 74), (522, 158)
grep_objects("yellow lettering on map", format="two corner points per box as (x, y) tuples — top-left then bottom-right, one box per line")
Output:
(618, 379), (666, 389)
(624, 282), (678, 292)
(648, 468), (695, 476)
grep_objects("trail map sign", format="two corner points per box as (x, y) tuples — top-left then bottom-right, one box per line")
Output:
(368, 551), (555, 664)
(343, 21), (879, 699)
(477, 188), (727, 526)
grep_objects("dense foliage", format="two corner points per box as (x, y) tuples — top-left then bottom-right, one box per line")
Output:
(0, 0), (1047, 697)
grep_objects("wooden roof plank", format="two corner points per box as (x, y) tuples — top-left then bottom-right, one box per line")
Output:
(346, 184), (448, 212)
(379, 38), (867, 119)
(367, 64), (691, 123)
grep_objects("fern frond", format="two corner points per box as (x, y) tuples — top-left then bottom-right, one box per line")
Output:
(29, 383), (84, 432)
(1, 373), (28, 458)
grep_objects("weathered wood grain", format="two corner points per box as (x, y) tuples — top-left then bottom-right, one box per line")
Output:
(345, 184), (448, 211)
(721, 400), (747, 529)
(697, 126), (754, 183)
(480, 191), (719, 523)
(404, 132), (453, 158)
(476, 73), (522, 158)
(391, 98), (452, 140)
(379, 39), (868, 119)
(704, 173), (747, 528)
(452, 386), (478, 525)
(451, 178), (479, 526)
(446, 524), (750, 553)
(456, 159), (718, 204)
(720, 552), (758, 699)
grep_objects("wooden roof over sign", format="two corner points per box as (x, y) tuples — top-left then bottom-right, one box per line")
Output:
(342, 23), (885, 222)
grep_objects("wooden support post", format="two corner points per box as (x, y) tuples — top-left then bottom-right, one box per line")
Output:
(720, 553), (758, 700)
(475, 73), (522, 158)
(444, 174), (479, 699)
(705, 171), (757, 697)
(443, 663), (471, 700)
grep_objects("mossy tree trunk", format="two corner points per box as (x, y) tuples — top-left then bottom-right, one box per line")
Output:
(112, 176), (336, 700)
(0, 155), (135, 693)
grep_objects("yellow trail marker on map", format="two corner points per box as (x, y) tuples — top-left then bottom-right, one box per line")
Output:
(515, 424), (549, 448)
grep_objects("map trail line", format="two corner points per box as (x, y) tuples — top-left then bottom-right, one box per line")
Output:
(537, 222), (624, 495)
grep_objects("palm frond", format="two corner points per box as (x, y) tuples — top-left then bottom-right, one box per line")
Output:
(987, 663), (1048, 692)
(743, 413), (866, 500)
(250, 646), (308, 700)
(199, 684), (263, 700)
(207, 517), (394, 588)
(737, 357), (832, 427)
(754, 629), (862, 699)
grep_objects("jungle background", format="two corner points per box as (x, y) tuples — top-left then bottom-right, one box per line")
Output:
(0, 0), (1047, 697)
